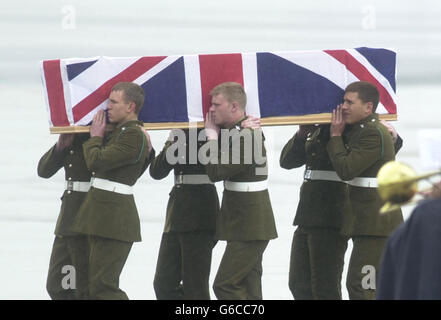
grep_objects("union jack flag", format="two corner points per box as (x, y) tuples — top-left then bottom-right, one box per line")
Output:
(40, 47), (397, 128)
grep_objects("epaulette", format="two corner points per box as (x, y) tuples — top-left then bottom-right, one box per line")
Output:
(363, 117), (378, 129)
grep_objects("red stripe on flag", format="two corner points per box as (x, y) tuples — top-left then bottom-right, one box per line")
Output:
(199, 54), (244, 118)
(72, 56), (167, 123)
(324, 50), (397, 114)
(43, 60), (70, 126)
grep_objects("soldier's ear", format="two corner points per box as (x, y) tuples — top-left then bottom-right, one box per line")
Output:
(365, 102), (374, 114)
(231, 101), (239, 112)
(128, 101), (136, 113)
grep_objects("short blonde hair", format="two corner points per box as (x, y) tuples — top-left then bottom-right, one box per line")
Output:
(111, 82), (145, 114)
(210, 82), (247, 110)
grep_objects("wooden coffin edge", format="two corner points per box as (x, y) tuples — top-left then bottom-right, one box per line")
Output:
(49, 113), (398, 134)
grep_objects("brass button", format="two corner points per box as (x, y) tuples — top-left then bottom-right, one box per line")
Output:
(67, 190), (72, 194)
(68, 177), (72, 181)
(311, 152), (316, 156)
(68, 164), (72, 168)
(70, 150), (74, 154)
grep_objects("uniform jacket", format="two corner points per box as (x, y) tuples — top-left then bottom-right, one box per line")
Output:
(205, 119), (278, 241)
(72, 120), (154, 242)
(149, 129), (219, 233)
(280, 125), (346, 228)
(377, 198), (441, 300)
(327, 113), (403, 236)
(37, 134), (91, 236)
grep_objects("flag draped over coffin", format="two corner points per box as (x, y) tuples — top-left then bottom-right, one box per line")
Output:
(40, 47), (397, 129)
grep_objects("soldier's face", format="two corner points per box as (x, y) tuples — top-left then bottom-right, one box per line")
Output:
(107, 90), (132, 124)
(341, 91), (373, 124)
(209, 94), (234, 128)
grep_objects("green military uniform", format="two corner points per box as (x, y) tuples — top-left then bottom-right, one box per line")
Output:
(72, 120), (153, 299)
(205, 119), (278, 300)
(149, 129), (219, 300)
(37, 134), (90, 300)
(327, 113), (404, 300)
(280, 125), (348, 300)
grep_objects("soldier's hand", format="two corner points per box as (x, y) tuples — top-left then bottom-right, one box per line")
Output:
(205, 111), (220, 140)
(90, 110), (106, 138)
(330, 104), (345, 137)
(241, 115), (261, 129)
(56, 134), (74, 151)
(380, 120), (398, 143)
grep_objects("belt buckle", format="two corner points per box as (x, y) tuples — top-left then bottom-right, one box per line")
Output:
(304, 170), (312, 180)
(66, 180), (74, 191)
(175, 175), (183, 185)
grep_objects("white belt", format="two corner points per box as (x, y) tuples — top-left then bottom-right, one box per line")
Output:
(224, 180), (268, 192)
(304, 170), (378, 188)
(90, 177), (133, 195)
(174, 174), (214, 185)
(65, 180), (90, 193)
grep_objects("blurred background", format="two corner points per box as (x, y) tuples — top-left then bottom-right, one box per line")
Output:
(1, 0), (440, 300)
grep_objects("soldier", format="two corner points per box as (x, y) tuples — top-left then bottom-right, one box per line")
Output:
(204, 82), (278, 300)
(38, 133), (91, 299)
(280, 124), (348, 300)
(72, 82), (154, 299)
(280, 122), (402, 300)
(327, 81), (404, 300)
(149, 128), (219, 300)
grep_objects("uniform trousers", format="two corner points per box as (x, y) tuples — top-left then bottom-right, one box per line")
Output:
(46, 235), (89, 300)
(346, 235), (388, 300)
(153, 230), (215, 300)
(213, 240), (269, 300)
(289, 226), (348, 300)
(87, 235), (133, 300)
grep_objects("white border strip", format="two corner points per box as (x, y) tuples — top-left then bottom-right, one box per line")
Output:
(184, 55), (203, 121)
(242, 52), (261, 118)
(39, 61), (53, 127)
(59, 60), (74, 125)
